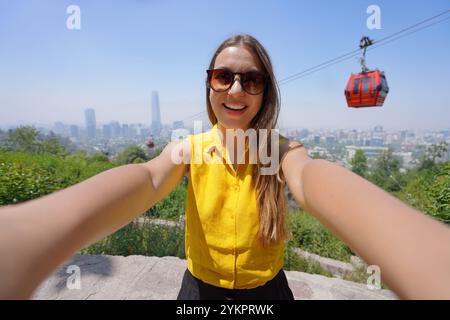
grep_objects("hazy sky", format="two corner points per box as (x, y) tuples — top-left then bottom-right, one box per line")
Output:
(0, 0), (449, 130)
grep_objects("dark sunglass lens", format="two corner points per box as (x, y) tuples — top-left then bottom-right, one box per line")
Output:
(210, 69), (233, 91)
(242, 72), (265, 94)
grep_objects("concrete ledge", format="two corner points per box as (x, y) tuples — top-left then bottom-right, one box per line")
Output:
(294, 248), (358, 278)
(32, 254), (397, 300)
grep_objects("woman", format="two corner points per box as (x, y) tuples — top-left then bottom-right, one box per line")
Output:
(176, 34), (297, 299)
(0, 34), (449, 300)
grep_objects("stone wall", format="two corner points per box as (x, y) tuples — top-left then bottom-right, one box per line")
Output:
(33, 255), (398, 300)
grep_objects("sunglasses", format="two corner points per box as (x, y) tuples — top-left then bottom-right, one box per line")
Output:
(206, 69), (267, 95)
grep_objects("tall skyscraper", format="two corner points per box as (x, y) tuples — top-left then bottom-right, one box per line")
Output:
(85, 108), (96, 139)
(151, 91), (162, 136)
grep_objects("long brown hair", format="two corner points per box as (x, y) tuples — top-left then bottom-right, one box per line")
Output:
(206, 34), (287, 247)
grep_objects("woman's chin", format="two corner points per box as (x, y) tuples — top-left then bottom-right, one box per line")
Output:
(217, 119), (250, 131)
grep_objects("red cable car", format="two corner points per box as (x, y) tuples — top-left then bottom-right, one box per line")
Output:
(345, 37), (389, 108)
(146, 137), (155, 148)
(345, 70), (389, 108)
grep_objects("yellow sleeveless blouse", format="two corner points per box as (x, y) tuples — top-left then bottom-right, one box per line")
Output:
(185, 124), (284, 289)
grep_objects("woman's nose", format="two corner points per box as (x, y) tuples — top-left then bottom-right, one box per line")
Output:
(228, 75), (245, 96)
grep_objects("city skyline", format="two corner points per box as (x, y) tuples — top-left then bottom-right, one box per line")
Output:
(2, 116), (449, 133)
(3, 110), (447, 172)
(0, 1), (449, 130)
(3, 110), (447, 138)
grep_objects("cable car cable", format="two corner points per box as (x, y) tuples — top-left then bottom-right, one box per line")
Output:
(180, 9), (450, 122)
(278, 9), (449, 86)
(279, 12), (450, 86)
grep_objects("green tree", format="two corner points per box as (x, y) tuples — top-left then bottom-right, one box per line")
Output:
(425, 162), (450, 223)
(2, 127), (68, 156)
(40, 137), (67, 156)
(350, 149), (368, 178)
(419, 142), (449, 173)
(4, 126), (41, 153)
(89, 152), (110, 163)
(396, 162), (449, 224)
(369, 148), (405, 192)
(114, 145), (148, 165)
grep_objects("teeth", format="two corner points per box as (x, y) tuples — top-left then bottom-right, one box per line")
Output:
(224, 104), (246, 110)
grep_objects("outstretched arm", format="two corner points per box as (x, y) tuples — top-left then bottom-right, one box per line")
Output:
(281, 142), (450, 299)
(0, 140), (188, 299)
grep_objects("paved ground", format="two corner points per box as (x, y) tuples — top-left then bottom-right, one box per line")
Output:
(32, 254), (398, 300)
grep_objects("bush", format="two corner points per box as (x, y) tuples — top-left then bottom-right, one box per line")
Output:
(81, 223), (149, 256)
(80, 220), (185, 258)
(0, 161), (62, 204)
(145, 223), (185, 258)
(395, 161), (450, 224)
(284, 239), (333, 277)
(88, 152), (110, 163)
(146, 178), (187, 220)
(0, 151), (114, 205)
(288, 210), (354, 262)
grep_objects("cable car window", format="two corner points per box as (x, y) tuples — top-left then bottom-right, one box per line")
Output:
(362, 76), (371, 93)
(353, 78), (360, 94)
(380, 75), (388, 91)
(372, 75), (377, 93)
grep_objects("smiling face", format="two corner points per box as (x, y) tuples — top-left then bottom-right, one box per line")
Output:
(209, 45), (265, 132)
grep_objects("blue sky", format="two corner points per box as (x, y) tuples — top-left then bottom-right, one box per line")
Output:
(0, 0), (449, 130)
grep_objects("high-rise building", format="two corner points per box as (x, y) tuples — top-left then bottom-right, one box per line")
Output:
(110, 121), (121, 138)
(122, 124), (129, 138)
(151, 91), (162, 136)
(102, 124), (111, 139)
(85, 108), (96, 139)
(69, 125), (79, 139)
(314, 135), (321, 144)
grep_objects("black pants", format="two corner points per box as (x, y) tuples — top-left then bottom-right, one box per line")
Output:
(177, 269), (294, 300)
